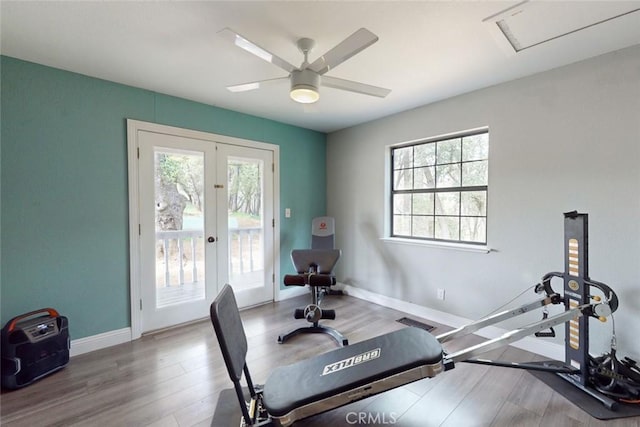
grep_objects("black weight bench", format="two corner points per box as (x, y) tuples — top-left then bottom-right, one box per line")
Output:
(211, 284), (443, 426)
(278, 249), (348, 346)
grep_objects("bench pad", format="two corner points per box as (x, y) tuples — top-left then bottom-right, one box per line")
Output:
(263, 327), (443, 425)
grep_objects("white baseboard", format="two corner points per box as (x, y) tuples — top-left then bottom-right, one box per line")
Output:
(69, 288), (307, 357)
(275, 286), (310, 301)
(342, 284), (564, 361)
(69, 286), (563, 360)
(70, 327), (132, 357)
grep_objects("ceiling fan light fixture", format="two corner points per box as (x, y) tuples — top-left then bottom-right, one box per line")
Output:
(290, 69), (320, 104)
(290, 86), (319, 104)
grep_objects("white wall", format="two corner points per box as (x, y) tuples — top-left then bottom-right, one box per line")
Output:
(327, 45), (640, 359)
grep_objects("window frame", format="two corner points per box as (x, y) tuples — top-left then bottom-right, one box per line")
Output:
(389, 128), (489, 246)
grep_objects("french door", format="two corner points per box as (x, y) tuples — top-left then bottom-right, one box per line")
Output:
(129, 121), (276, 335)
(216, 143), (275, 308)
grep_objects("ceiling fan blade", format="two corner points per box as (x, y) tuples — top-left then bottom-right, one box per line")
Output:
(322, 76), (391, 98)
(309, 28), (379, 75)
(226, 77), (289, 93)
(219, 28), (296, 73)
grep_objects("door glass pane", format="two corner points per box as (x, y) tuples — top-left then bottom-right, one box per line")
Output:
(228, 156), (264, 290)
(154, 149), (205, 308)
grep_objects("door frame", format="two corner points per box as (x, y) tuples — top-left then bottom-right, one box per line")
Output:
(126, 119), (280, 339)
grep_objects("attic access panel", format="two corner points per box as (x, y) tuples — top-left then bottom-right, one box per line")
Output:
(484, 1), (640, 53)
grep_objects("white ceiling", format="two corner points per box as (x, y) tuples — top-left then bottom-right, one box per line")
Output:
(2, 1), (639, 133)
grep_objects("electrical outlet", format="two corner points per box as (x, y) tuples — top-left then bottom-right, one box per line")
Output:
(437, 288), (446, 301)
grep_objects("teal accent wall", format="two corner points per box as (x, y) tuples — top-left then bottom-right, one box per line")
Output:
(0, 56), (326, 339)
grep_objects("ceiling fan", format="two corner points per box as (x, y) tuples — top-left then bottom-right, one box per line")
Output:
(219, 27), (391, 104)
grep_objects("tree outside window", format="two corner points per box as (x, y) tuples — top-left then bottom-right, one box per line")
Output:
(391, 130), (489, 244)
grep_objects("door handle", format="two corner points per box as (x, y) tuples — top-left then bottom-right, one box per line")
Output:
(207, 236), (216, 243)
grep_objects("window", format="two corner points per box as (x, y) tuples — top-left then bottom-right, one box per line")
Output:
(391, 130), (489, 244)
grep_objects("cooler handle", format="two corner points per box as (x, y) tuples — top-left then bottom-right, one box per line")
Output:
(6, 308), (60, 332)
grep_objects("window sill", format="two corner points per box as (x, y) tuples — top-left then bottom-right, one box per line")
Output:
(380, 237), (492, 253)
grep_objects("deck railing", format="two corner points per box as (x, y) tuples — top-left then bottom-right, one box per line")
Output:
(228, 226), (262, 276)
(156, 230), (203, 287)
(155, 227), (262, 288)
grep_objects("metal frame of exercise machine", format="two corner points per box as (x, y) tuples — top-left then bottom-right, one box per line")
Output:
(437, 211), (620, 409)
(210, 212), (622, 426)
(277, 249), (349, 346)
(278, 217), (348, 346)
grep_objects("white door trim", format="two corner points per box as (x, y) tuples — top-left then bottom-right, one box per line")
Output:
(126, 119), (280, 339)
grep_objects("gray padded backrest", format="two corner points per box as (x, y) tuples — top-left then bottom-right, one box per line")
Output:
(291, 249), (341, 274)
(311, 217), (335, 250)
(210, 284), (247, 382)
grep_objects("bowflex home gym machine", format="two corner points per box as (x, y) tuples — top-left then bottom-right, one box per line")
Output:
(437, 211), (623, 409)
(210, 212), (630, 426)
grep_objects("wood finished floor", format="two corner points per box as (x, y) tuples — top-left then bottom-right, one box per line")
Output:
(1, 294), (639, 427)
